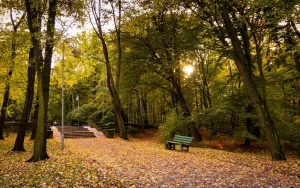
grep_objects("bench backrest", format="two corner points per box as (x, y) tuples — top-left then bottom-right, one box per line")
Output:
(173, 135), (193, 145)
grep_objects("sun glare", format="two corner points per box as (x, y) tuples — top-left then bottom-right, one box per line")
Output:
(183, 65), (194, 76)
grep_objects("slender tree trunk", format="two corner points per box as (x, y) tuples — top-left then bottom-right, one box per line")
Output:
(43, 0), (57, 121)
(91, 0), (127, 139)
(221, 6), (285, 160)
(111, 0), (128, 138)
(136, 94), (144, 128)
(0, 31), (18, 140)
(0, 6), (25, 140)
(141, 93), (149, 125)
(106, 60), (128, 139)
(12, 48), (35, 151)
(110, 0), (122, 94)
(30, 99), (39, 140)
(41, 0), (58, 157)
(244, 104), (260, 146)
(170, 75), (202, 141)
(0, 81), (11, 140)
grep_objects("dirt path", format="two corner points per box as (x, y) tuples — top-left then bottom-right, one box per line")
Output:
(62, 136), (300, 187)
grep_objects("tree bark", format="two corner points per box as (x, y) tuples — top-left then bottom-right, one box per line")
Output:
(0, 77), (11, 140)
(170, 75), (202, 141)
(43, 0), (57, 121)
(12, 48), (35, 151)
(220, 5), (285, 160)
(0, 21), (19, 139)
(25, 0), (48, 162)
(30, 99), (39, 140)
(41, 0), (58, 157)
(91, 0), (128, 139)
(0, 74), (12, 140)
(0, 4), (25, 140)
(244, 104), (260, 146)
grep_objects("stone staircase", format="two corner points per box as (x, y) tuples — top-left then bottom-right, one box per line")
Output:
(55, 126), (96, 138)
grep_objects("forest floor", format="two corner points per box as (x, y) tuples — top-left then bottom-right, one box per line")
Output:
(0, 130), (300, 187)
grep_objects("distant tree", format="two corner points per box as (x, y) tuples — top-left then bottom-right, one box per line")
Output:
(90, 0), (128, 139)
(185, 0), (286, 160)
(12, 48), (35, 151)
(122, 0), (202, 141)
(0, 1), (25, 140)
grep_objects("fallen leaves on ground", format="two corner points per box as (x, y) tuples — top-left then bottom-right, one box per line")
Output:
(1, 133), (300, 187)
(0, 135), (123, 188)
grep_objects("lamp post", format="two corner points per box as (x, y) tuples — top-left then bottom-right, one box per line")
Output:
(76, 94), (79, 126)
(61, 43), (65, 150)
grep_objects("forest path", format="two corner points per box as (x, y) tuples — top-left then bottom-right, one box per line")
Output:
(61, 134), (300, 187)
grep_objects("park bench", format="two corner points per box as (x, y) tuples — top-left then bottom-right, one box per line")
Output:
(165, 135), (193, 152)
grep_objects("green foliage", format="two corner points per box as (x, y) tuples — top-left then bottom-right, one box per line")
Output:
(127, 126), (140, 136)
(232, 129), (260, 141)
(100, 110), (115, 126)
(195, 107), (232, 135)
(276, 116), (300, 152)
(67, 103), (101, 123)
(159, 111), (192, 141)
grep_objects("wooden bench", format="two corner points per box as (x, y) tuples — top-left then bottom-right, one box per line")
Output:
(165, 135), (193, 152)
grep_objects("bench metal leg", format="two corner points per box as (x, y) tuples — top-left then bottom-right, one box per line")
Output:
(169, 143), (175, 150)
(180, 144), (189, 152)
(165, 143), (169, 149)
(165, 142), (175, 150)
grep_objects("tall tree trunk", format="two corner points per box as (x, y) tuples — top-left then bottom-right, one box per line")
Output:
(0, 3), (25, 140)
(0, 24), (19, 139)
(221, 6), (285, 160)
(141, 93), (149, 125)
(91, 0), (128, 140)
(25, 0), (48, 162)
(41, 0), (58, 156)
(30, 99), (39, 140)
(170, 75), (202, 141)
(12, 48), (35, 151)
(0, 73), (12, 140)
(112, 0), (128, 137)
(244, 104), (260, 146)
(199, 54), (212, 108)
(43, 0), (57, 121)
(136, 94), (144, 128)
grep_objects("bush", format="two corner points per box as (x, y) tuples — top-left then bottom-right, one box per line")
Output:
(195, 107), (232, 136)
(127, 126), (140, 136)
(67, 103), (103, 124)
(100, 110), (116, 126)
(276, 116), (300, 153)
(102, 129), (115, 138)
(158, 111), (192, 141)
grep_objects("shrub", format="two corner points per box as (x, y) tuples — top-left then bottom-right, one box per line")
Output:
(158, 111), (192, 141)
(67, 103), (102, 124)
(100, 110), (116, 126)
(276, 116), (300, 153)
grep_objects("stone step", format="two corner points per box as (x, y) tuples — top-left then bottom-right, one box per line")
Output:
(55, 126), (96, 138)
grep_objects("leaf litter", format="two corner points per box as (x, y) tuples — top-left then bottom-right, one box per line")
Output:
(0, 134), (299, 187)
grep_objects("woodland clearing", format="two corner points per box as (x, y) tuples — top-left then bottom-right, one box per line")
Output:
(0, 131), (300, 188)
